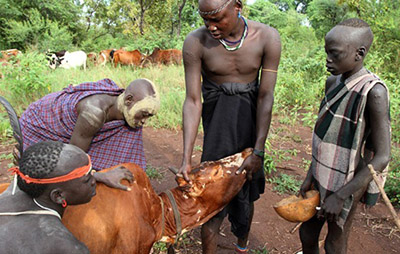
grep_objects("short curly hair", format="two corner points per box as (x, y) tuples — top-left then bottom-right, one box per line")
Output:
(17, 141), (64, 198)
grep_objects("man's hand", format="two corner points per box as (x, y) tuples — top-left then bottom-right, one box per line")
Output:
(94, 166), (134, 191)
(177, 163), (192, 185)
(235, 154), (263, 181)
(319, 193), (345, 222)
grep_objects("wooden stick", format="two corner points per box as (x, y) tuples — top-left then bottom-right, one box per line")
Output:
(368, 164), (400, 230)
(290, 222), (302, 234)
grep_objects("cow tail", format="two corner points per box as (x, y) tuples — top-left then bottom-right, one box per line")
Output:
(0, 96), (23, 165)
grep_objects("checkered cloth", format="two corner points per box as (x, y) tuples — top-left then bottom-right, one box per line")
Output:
(311, 69), (390, 228)
(20, 78), (146, 170)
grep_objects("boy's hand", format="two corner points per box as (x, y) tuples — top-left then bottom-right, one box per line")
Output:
(299, 171), (313, 198)
(320, 193), (345, 221)
(236, 154), (263, 181)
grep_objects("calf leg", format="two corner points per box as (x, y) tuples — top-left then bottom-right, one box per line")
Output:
(201, 215), (224, 254)
(167, 244), (175, 254)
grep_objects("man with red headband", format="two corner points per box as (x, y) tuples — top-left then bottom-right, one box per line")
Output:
(0, 141), (101, 253)
(19, 78), (160, 190)
(178, 0), (281, 253)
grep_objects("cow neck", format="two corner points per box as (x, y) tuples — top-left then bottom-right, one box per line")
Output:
(156, 187), (221, 242)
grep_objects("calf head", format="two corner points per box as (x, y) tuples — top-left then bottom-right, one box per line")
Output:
(177, 148), (251, 200)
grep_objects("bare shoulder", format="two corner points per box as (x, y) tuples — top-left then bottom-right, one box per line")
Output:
(54, 239), (89, 254)
(183, 27), (208, 55)
(248, 20), (280, 44)
(368, 82), (388, 98)
(76, 95), (107, 125)
(367, 83), (389, 110)
(45, 222), (89, 254)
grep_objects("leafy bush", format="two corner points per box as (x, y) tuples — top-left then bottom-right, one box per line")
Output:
(385, 146), (400, 207)
(0, 51), (51, 109)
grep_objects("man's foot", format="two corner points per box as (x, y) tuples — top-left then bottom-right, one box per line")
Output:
(234, 243), (248, 253)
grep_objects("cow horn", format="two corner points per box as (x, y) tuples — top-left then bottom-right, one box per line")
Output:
(168, 166), (179, 175)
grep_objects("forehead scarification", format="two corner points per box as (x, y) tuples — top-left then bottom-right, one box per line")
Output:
(198, 0), (234, 16)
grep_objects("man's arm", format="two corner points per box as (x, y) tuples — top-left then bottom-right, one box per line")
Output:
(70, 106), (133, 190)
(322, 84), (391, 219)
(237, 26), (281, 179)
(178, 32), (203, 182)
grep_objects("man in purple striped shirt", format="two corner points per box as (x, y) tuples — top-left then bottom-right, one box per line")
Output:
(20, 78), (160, 189)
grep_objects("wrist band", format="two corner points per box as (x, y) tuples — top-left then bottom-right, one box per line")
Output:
(253, 149), (264, 158)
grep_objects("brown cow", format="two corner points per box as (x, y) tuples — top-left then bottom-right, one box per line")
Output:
(142, 48), (182, 67)
(87, 52), (97, 63)
(113, 49), (144, 67)
(0, 49), (21, 60)
(0, 149), (251, 254)
(97, 48), (116, 66)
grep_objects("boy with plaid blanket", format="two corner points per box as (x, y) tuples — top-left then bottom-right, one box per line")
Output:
(299, 19), (391, 254)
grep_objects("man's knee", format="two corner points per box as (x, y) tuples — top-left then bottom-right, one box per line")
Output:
(299, 217), (324, 253)
(201, 216), (224, 236)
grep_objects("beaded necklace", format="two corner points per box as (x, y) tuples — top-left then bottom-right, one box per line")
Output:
(219, 17), (248, 51)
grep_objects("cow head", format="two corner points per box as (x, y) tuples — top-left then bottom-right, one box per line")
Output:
(47, 54), (64, 69)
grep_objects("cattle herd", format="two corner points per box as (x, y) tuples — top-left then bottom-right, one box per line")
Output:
(0, 47), (182, 71)
(45, 47), (183, 70)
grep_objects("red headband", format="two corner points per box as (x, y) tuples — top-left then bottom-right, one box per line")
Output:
(9, 155), (92, 184)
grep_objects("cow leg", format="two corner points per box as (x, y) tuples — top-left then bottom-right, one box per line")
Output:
(167, 244), (175, 254)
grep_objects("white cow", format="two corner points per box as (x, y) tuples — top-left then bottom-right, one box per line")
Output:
(49, 50), (87, 70)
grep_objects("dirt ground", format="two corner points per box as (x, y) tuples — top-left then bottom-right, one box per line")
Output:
(1, 119), (399, 253)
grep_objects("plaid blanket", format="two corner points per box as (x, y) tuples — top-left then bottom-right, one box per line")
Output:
(20, 79), (146, 170)
(311, 69), (390, 228)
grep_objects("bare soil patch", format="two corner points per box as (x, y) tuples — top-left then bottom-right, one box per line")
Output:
(1, 120), (399, 253)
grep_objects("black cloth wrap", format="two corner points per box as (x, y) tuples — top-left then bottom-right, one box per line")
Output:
(201, 77), (265, 239)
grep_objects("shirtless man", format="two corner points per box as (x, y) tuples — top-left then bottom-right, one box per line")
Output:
(178, 0), (281, 252)
(0, 141), (97, 253)
(20, 78), (160, 189)
(299, 18), (391, 254)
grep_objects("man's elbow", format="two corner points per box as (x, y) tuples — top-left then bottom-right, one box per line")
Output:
(374, 154), (391, 173)
(259, 93), (274, 111)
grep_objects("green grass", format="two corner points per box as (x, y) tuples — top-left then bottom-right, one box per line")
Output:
(268, 173), (302, 195)
(145, 165), (164, 181)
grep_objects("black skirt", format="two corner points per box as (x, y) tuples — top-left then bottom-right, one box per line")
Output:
(201, 76), (265, 238)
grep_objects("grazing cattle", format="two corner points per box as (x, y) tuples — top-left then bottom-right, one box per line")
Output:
(113, 49), (144, 67)
(97, 49), (116, 66)
(0, 149), (251, 254)
(142, 48), (182, 67)
(48, 50), (87, 70)
(0, 49), (22, 60)
(0, 49), (22, 65)
(87, 52), (97, 65)
(46, 49), (67, 58)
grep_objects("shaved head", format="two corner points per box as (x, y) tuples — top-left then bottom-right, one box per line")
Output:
(126, 78), (157, 102)
(118, 78), (160, 128)
(328, 18), (374, 52)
